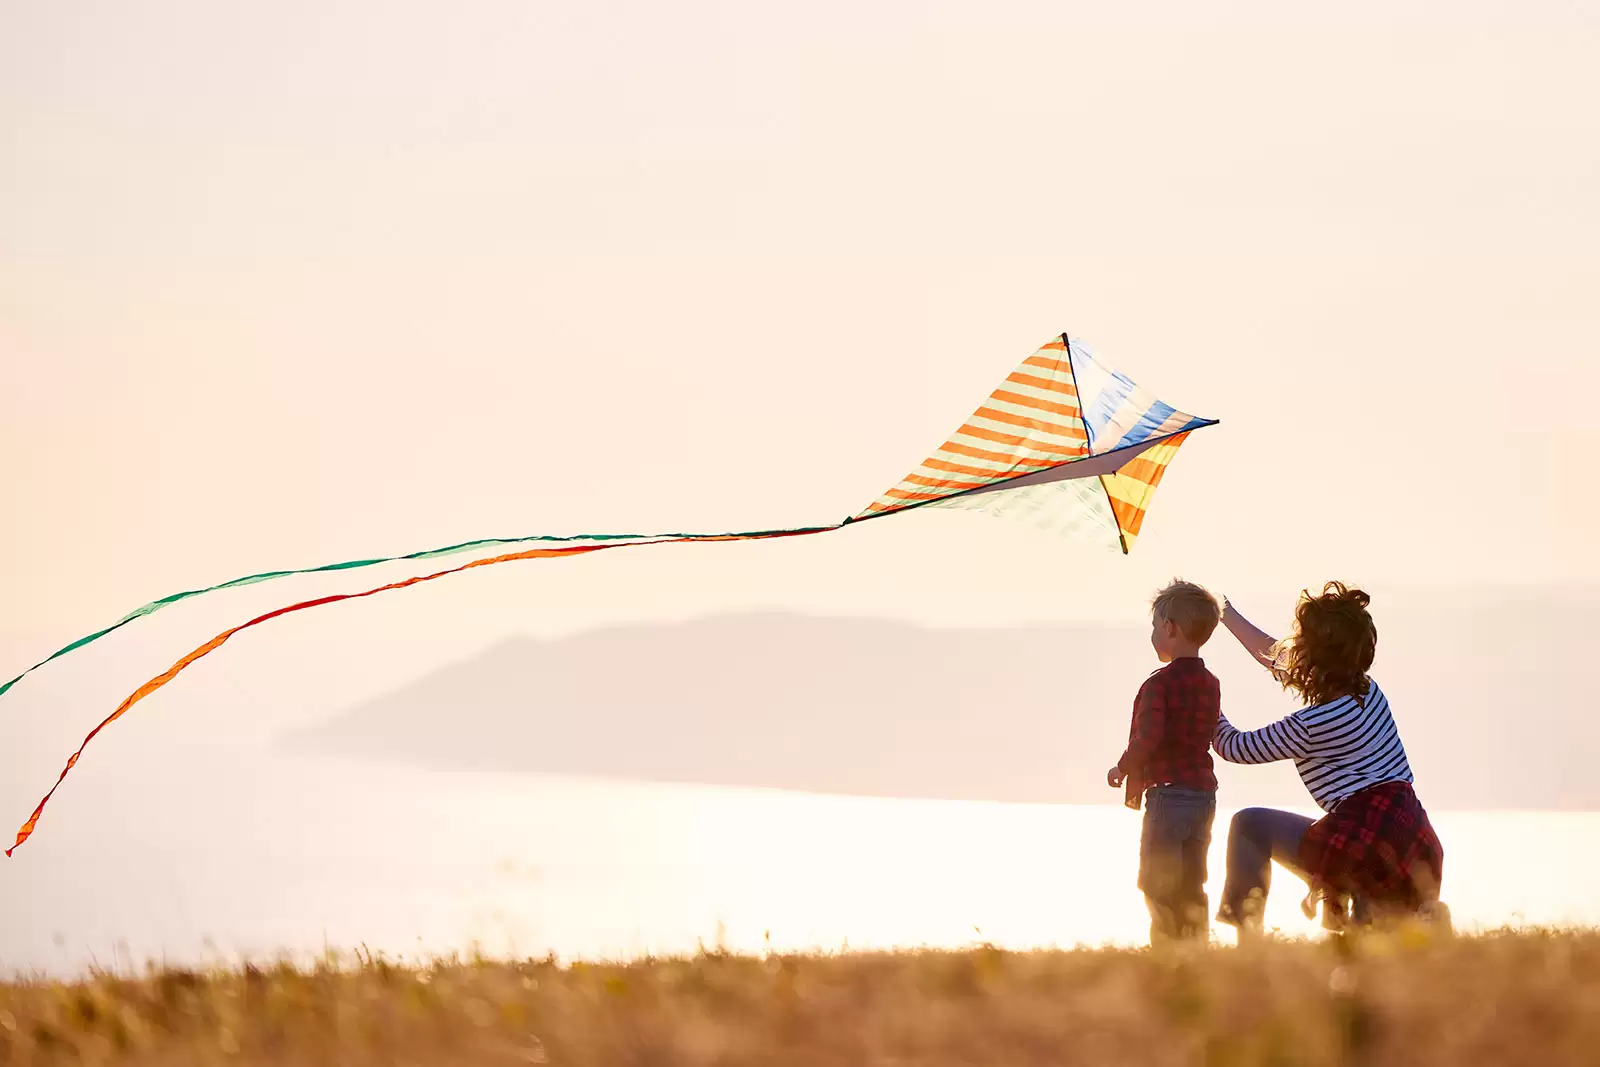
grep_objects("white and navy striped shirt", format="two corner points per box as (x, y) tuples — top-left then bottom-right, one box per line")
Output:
(1212, 679), (1413, 813)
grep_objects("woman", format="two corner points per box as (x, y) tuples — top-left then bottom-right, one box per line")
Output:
(1211, 582), (1446, 932)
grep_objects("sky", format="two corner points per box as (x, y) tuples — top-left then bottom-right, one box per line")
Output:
(2, 1), (1599, 765)
(5, 1), (1600, 970)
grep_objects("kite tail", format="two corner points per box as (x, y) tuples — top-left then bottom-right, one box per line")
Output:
(0, 529), (814, 708)
(5, 525), (837, 856)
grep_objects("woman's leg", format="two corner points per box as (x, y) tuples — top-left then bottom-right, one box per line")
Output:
(1217, 807), (1317, 930)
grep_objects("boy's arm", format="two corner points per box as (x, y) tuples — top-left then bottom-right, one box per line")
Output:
(1213, 710), (1312, 764)
(1116, 678), (1166, 778)
(1221, 598), (1281, 670)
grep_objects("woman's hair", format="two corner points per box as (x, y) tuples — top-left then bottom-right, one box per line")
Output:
(1272, 581), (1376, 706)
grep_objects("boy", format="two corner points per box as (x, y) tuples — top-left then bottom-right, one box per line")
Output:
(1107, 580), (1223, 943)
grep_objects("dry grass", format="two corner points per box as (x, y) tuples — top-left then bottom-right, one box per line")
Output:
(4, 929), (1600, 1065)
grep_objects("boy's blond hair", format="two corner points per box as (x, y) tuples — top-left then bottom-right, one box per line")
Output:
(1151, 580), (1222, 644)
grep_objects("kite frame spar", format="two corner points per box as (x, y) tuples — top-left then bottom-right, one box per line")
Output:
(4, 332), (1216, 854)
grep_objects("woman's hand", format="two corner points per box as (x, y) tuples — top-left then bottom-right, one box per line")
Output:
(1219, 595), (1281, 668)
(1107, 765), (1127, 788)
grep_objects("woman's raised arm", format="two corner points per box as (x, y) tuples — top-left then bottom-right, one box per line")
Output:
(1221, 598), (1280, 669)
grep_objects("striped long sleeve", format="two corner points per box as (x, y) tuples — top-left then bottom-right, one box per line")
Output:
(1213, 711), (1311, 764)
(1212, 682), (1416, 812)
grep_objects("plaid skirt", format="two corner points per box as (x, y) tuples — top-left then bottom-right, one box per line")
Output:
(1298, 781), (1444, 917)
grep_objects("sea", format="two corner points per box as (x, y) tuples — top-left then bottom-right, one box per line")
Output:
(2, 744), (1595, 977)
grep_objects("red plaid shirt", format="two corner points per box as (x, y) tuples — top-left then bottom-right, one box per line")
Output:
(1299, 780), (1444, 918)
(1117, 657), (1220, 809)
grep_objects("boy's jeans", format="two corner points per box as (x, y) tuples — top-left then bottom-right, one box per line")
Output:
(1139, 785), (1217, 942)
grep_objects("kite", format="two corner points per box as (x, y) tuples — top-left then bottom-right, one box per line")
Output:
(5, 334), (1215, 854)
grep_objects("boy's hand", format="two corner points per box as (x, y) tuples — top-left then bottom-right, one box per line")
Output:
(1106, 765), (1127, 788)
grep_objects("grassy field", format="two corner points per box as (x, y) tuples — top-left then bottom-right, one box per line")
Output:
(3, 929), (1599, 1065)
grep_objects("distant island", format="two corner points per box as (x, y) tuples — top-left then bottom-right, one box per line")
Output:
(284, 597), (1588, 810)
(284, 613), (1147, 804)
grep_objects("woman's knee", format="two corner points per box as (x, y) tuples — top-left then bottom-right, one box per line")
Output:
(1227, 807), (1282, 839)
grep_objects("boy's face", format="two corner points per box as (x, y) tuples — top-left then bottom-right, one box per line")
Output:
(1150, 616), (1180, 663)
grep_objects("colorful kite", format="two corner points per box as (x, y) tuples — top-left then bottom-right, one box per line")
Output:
(5, 334), (1215, 854)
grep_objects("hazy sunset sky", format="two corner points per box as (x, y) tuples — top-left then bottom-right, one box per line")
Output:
(3, 1), (1598, 733)
(5, 5), (1600, 969)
